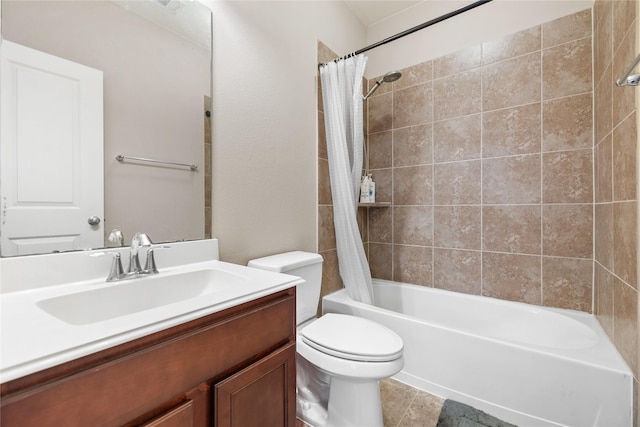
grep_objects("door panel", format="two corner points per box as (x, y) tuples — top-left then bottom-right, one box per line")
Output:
(0, 40), (103, 255)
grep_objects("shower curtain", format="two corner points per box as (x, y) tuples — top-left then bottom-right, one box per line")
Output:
(319, 54), (374, 305)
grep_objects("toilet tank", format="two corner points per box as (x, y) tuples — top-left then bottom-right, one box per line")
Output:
(248, 251), (323, 325)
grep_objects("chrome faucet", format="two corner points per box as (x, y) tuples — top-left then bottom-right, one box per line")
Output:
(127, 232), (153, 274)
(92, 233), (169, 282)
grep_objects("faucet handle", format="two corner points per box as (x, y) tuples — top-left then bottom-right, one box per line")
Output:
(144, 245), (170, 274)
(89, 251), (124, 282)
(107, 253), (125, 282)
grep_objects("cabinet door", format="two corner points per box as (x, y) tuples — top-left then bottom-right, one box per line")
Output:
(214, 343), (296, 427)
(139, 400), (194, 427)
(135, 383), (210, 427)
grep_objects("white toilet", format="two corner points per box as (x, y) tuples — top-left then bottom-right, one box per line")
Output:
(248, 251), (404, 427)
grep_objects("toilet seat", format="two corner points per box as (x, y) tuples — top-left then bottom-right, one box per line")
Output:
(299, 313), (403, 362)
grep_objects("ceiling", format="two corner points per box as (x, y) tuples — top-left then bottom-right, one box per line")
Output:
(343, 0), (423, 26)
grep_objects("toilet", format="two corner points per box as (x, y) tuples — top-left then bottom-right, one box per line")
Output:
(248, 251), (404, 427)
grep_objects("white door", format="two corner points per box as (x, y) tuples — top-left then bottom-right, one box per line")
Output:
(0, 41), (104, 256)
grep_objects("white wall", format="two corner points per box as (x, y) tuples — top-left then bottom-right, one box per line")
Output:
(366, 0), (593, 78)
(201, 0), (366, 264)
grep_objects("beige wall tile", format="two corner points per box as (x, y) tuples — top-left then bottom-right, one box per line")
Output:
(434, 160), (481, 205)
(318, 111), (327, 159)
(595, 203), (614, 270)
(595, 134), (613, 203)
(433, 69), (481, 120)
(371, 168), (392, 203)
(482, 252), (542, 304)
(433, 206), (481, 250)
(433, 44), (482, 78)
(543, 93), (593, 151)
(318, 205), (336, 252)
(433, 248), (481, 295)
(318, 158), (332, 205)
(612, 1), (636, 50)
(318, 249), (343, 316)
(595, 262), (615, 336)
(595, 64), (613, 144)
(357, 206), (368, 244)
(613, 277), (638, 376)
(542, 37), (593, 100)
(395, 61), (433, 91)
(542, 257), (593, 312)
(433, 114), (481, 162)
(593, 0), (612, 84)
(613, 25), (636, 125)
(369, 243), (393, 280)
(394, 82), (433, 128)
(369, 91), (393, 133)
(393, 245), (433, 286)
(482, 205), (541, 254)
(543, 149), (593, 203)
(483, 52), (541, 111)
(613, 112), (638, 201)
(483, 26), (541, 65)
(394, 165), (433, 205)
(369, 130), (392, 169)
(483, 103), (541, 157)
(542, 8), (592, 48)
(394, 205), (433, 246)
(613, 201), (638, 288)
(543, 204), (593, 258)
(369, 205), (392, 243)
(393, 124), (433, 167)
(483, 154), (542, 204)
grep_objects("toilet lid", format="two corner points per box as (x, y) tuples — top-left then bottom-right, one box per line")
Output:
(299, 313), (403, 362)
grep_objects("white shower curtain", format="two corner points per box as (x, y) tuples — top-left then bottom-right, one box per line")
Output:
(319, 54), (374, 305)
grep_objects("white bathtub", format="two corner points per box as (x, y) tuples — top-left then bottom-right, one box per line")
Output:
(322, 279), (633, 427)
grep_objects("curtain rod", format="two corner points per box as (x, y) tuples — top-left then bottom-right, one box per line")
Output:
(319, 0), (493, 67)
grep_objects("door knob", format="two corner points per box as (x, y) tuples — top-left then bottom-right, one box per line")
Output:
(88, 216), (101, 225)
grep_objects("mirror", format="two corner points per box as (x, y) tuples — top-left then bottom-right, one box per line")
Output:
(0, 0), (212, 257)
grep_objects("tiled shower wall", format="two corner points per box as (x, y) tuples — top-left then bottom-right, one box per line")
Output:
(592, 0), (639, 420)
(319, 5), (638, 420)
(365, 10), (595, 311)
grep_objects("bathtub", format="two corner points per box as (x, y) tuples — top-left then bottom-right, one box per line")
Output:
(322, 279), (633, 427)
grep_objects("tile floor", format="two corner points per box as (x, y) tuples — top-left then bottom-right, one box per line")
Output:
(296, 378), (444, 427)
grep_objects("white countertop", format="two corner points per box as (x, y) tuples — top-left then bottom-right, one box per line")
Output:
(0, 259), (300, 383)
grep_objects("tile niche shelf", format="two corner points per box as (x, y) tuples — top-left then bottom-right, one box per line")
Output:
(358, 202), (391, 207)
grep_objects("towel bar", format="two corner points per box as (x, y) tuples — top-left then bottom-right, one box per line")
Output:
(116, 155), (198, 171)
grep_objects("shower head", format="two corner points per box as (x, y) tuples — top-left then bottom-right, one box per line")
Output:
(381, 70), (402, 83)
(363, 70), (402, 100)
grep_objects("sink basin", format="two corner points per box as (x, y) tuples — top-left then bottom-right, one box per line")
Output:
(37, 269), (249, 325)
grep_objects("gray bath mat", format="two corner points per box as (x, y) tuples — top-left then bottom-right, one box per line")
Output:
(436, 400), (517, 427)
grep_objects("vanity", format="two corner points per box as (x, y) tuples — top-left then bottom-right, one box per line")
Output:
(0, 239), (301, 426)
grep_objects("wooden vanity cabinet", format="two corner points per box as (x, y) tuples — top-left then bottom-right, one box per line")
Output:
(0, 288), (296, 427)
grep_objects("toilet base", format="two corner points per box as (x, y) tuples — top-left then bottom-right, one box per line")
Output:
(297, 376), (384, 427)
(327, 377), (384, 427)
